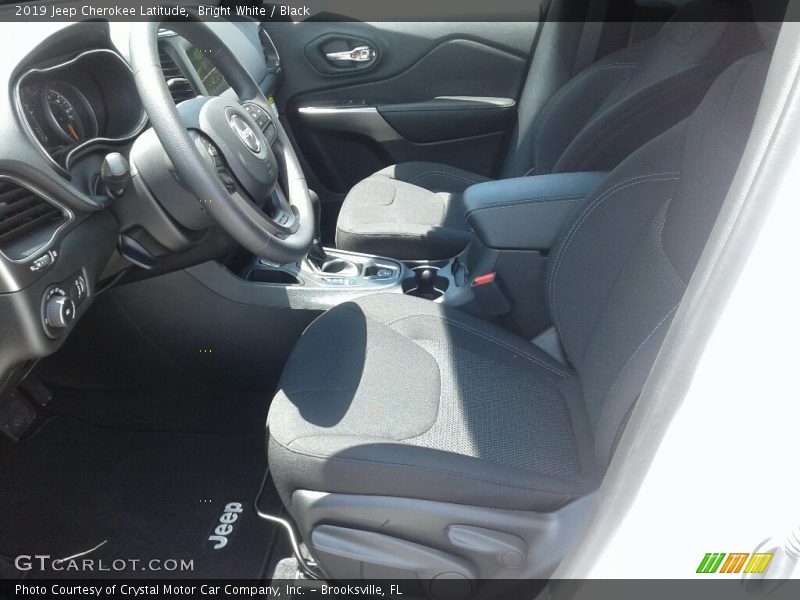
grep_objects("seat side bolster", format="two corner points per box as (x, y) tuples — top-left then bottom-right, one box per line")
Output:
(269, 434), (599, 514)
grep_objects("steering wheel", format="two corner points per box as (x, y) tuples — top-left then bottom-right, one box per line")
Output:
(129, 21), (314, 264)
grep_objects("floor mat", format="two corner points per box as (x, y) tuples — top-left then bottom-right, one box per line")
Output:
(0, 417), (279, 579)
(45, 387), (268, 435)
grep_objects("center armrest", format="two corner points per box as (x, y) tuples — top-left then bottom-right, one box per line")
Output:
(463, 172), (608, 251)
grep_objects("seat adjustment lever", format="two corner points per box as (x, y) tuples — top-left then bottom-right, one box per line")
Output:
(311, 524), (476, 596)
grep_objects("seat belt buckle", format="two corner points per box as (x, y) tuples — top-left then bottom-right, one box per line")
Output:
(471, 272), (512, 316)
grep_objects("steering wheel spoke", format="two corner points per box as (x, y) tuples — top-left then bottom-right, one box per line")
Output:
(130, 20), (314, 264)
(265, 185), (300, 235)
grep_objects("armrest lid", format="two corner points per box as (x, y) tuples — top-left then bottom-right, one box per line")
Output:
(464, 172), (607, 250)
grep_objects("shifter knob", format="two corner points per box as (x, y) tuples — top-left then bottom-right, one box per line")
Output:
(101, 152), (131, 197)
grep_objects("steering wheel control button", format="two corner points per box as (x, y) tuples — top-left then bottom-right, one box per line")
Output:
(218, 170), (236, 193)
(198, 137), (224, 167)
(45, 293), (75, 329)
(206, 143), (221, 162)
(243, 103), (278, 145)
(244, 103), (272, 130)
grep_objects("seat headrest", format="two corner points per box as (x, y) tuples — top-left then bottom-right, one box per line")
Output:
(647, 0), (785, 50)
(751, 0), (787, 49)
(634, 0), (690, 8)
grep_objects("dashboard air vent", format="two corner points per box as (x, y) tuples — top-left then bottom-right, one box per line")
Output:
(158, 44), (196, 104)
(0, 179), (70, 260)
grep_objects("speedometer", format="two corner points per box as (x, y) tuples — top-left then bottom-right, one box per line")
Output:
(42, 81), (98, 145)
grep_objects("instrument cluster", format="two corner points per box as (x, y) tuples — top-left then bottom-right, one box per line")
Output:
(16, 48), (146, 172)
(20, 78), (101, 155)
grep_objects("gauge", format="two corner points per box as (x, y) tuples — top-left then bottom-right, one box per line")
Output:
(20, 86), (49, 146)
(41, 81), (98, 145)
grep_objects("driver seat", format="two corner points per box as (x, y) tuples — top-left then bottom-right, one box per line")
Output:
(267, 52), (769, 581)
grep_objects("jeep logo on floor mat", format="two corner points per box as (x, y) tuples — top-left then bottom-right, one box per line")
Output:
(208, 502), (243, 550)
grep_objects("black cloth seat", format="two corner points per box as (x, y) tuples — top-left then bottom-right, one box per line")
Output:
(268, 293), (598, 512)
(335, 163), (489, 261)
(335, 0), (757, 260)
(269, 51), (769, 513)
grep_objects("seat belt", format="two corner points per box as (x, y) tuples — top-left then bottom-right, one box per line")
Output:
(573, 0), (612, 74)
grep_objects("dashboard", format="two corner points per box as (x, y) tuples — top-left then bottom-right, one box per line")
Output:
(0, 20), (281, 399)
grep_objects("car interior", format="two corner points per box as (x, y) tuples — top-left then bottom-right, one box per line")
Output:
(0, 0), (786, 592)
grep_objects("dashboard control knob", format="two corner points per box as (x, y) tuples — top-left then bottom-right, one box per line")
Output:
(45, 295), (75, 329)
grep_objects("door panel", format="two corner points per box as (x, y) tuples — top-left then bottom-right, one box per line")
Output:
(266, 22), (538, 200)
(376, 97), (517, 143)
(304, 33), (381, 75)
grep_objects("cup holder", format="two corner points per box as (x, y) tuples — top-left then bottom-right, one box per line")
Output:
(247, 268), (300, 285)
(403, 267), (449, 301)
(317, 258), (360, 276)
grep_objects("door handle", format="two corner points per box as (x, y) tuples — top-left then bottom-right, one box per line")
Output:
(325, 46), (376, 64)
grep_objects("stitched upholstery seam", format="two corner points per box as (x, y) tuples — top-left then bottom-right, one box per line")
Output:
(407, 170), (484, 187)
(532, 63), (638, 173)
(655, 197), (686, 286)
(396, 337), (573, 452)
(600, 304), (679, 432)
(336, 228), (468, 240)
(397, 340), (444, 442)
(281, 387), (357, 395)
(534, 63), (639, 140)
(464, 194), (584, 219)
(273, 435), (591, 497)
(382, 313), (570, 378)
(559, 67), (708, 172)
(294, 308), (574, 466)
(548, 172), (680, 345)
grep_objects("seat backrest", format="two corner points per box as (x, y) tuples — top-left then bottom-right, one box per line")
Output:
(544, 51), (771, 466)
(500, 0), (760, 179)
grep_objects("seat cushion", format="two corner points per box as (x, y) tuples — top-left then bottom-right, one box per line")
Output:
(335, 162), (490, 260)
(267, 293), (600, 513)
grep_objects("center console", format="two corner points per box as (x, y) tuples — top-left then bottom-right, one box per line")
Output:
(245, 248), (403, 290)
(188, 172), (609, 340)
(240, 246), (469, 305)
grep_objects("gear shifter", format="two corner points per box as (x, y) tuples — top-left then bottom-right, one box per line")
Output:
(307, 237), (328, 269)
(304, 189), (360, 276)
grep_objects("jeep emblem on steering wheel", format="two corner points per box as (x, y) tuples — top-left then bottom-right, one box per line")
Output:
(229, 113), (261, 154)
